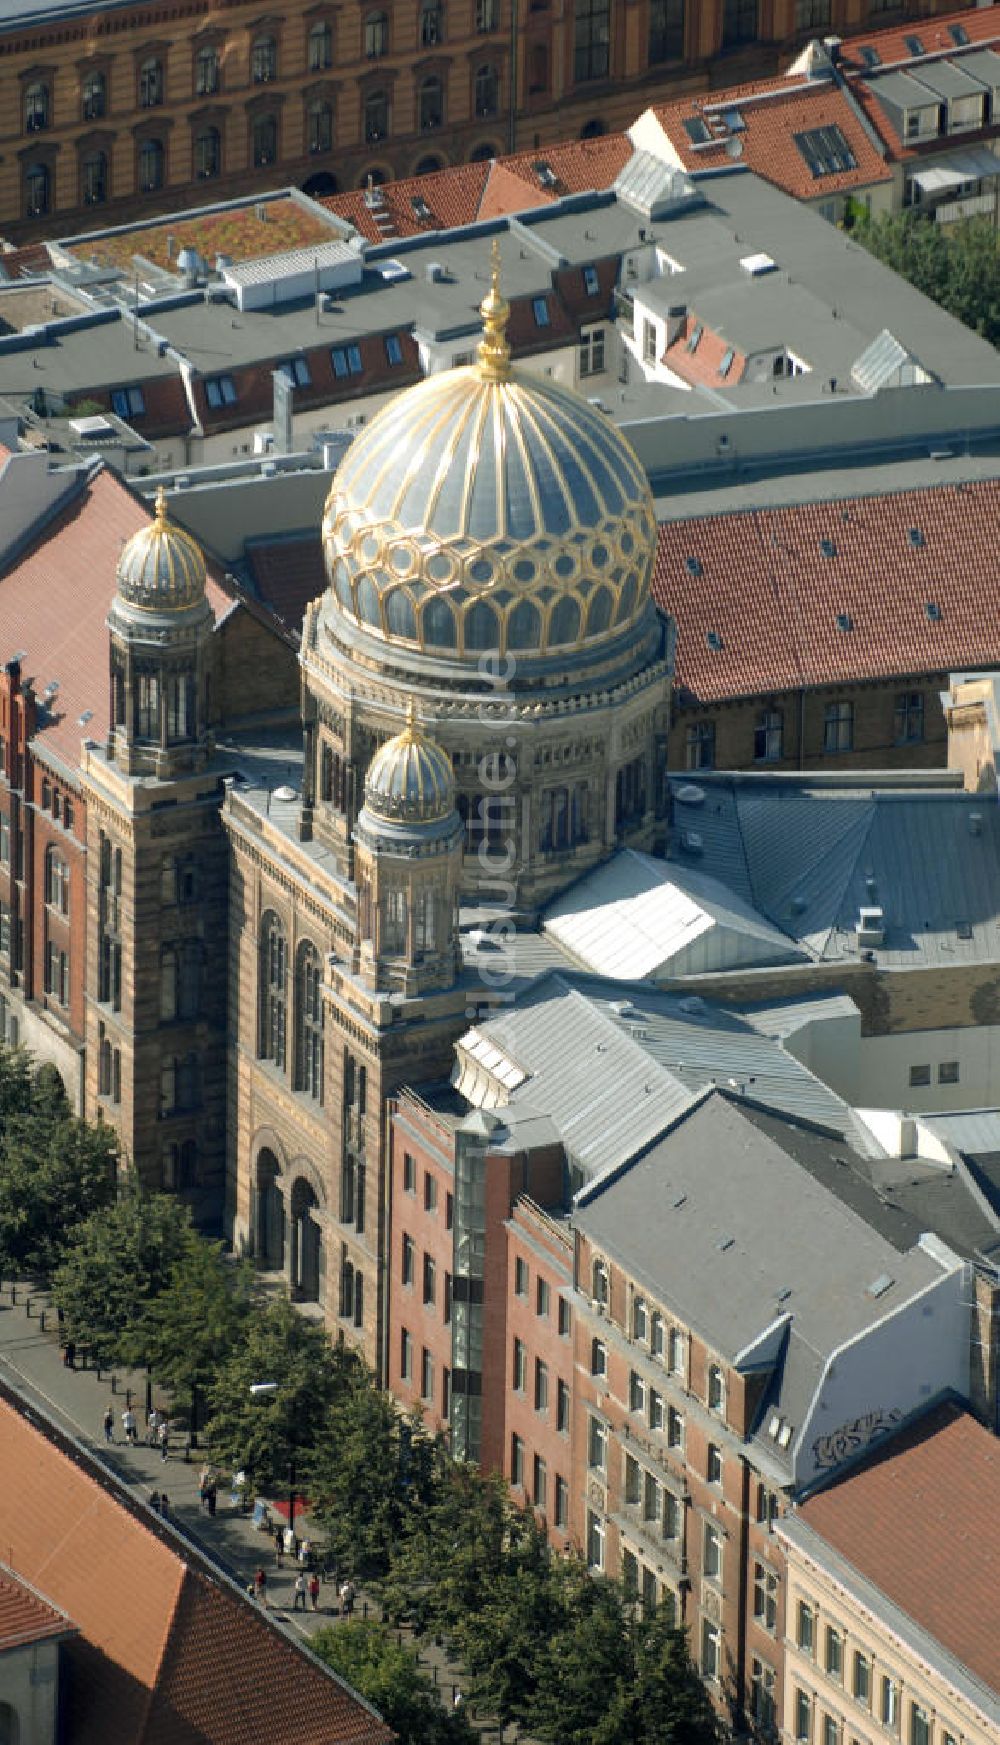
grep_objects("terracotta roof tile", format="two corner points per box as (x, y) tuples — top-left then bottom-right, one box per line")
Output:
(0, 1385), (393, 1745)
(499, 133), (632, 198)
(0, 1565), (73, 1651)
(797, 1402), (1000, 1698)
(248, 534), (328, 633)
(663, 314), (745, 388)
(839, 5), (1000, 73)
(647, 79), (892, 202)
(0, 465), (233, 770)
(479, 159), (553, 222)
(654, 478), (1000, 704)
(321, 163), (490, 244)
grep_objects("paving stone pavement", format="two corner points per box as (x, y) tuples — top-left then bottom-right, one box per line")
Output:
(0, 1282), (516, 1739)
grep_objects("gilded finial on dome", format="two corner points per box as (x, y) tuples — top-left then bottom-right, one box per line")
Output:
(402, 696), (418, 740)
(477, 237), (510, 383)
(153, 484), (168, 526)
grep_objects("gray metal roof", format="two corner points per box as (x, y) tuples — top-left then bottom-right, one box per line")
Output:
(906, 59), (991, 102)
(668, 773), (1000, 970)
(574, 1092), (944, 1461)
(948, 47), (1000, 92)
(452, 968), (881, 1180)
(869, 69), (944, 113)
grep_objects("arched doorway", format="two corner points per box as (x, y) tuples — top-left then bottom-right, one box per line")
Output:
(290, 1177), (322, 1303)
(255, 1148), (285, 1270)
(302, 170), (338, 197)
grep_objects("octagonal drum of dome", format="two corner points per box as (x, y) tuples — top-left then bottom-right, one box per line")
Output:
(321, 359), (659, 663)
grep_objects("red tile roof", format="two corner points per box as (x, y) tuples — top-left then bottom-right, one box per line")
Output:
(662, 314), (746, 388)
(322, 162), (491, 245)
(838, 5), (1000, 73)
(0, 1385), (393, 1745)
(644, 77), (892, 203)
(0, 463), (234, 771)
(0, 1565), (73, 1652)
(248, 535), (328, 633)
(654, 477), (1000, 704)
(795, 1401), (1000, 1699)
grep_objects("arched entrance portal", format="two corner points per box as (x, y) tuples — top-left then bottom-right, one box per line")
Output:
(302, 170), (338, 197)
(290, 1178), (322, 1303)
(255, 1148), (285, 1270)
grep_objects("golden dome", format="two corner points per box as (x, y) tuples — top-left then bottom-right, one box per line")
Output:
(322, 240), (658, 662)
(116, 488), (207, 612)
(363, 701), (456, 825)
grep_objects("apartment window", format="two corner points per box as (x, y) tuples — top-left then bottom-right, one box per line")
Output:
(580, 326), (606, 377)
(642, 317), (658, 365)
(252, 34), (278, 81)
(624, 1452), (641, 1506)
(82, 150), (108, 206)
(138, 57), (164, 108)
(751, 1658), (776, 1734)
(592, 1258), (609, 1305)
(685, 720), (715, 771)
(194, 126), (221, 179)
(331, 344), (363, 378)
(826, 1628), (843, 1683)
(534, 1358), (549, 1412)
(24, 162), (50, 217)
(536, 1277), (550, 1317)
(649, 0), (684, 63)
(45, 942), (69, 1006)
(582, 264), (600, 296)
(629, 1370), (646, 1415)
(939, 1060), (959, 1085)
(308, 98), (333, 153)
(443, 1271), (452, 1324)
(823, 1718), (839, 1745)
(418, 75), (443, 130)
(707, 1443), (723, 1485)
(703, 1521), (722, 1581)
(649, 1389), (664, 1431)
(204, 374), (237, 409)
(82, 69), (106, 119)
(276, 356), (310, 390)
(421, 1347), (434, 1401)
(45, 849), (69, 914)
(588, 1414), (607, 1471)
(909, 1063), (931, 1088)
(555, 1475), (569, 1527)
(446, 1191), (454, 1229)
(586, 1508), (605, 1570)
(591, 1338), (607, 1379)
(422, 1253), (436, 1305)
(574, 0), (610, 82)
(852, 1652), (871, 1707)
(754, 708), (783, 763)
(402, 1234), (415, 1286)
(823, 700), (853, 754)
(511, 1433), (525, 1487)
(632, 1296), (648, 1341)
(707, 1363), (725, 1412)
(515, 1255), (529, 1296)
(421, 3), (442, 44)
(532, 1453), (547, 1509)
(558, 1297), (571, 1338)
(442, 1367), (451, 1418)
(701, 1619), (721, 1681)
(400, 1327), (413, 1380)
(795, 0), (830, 27)
(532, 297), (550, 328)
(365, 11), (389, 55)
(308, 20), (333, 69)
(909, 1707), (930, 1745)
(650, 1312), (664, 1359)
(881, 1679), (899, 1732)
(253, 113), (277, 167)
(418, 1171), (435, 1214)
(795, 1690), (812, 1745)
(513, 1337), (527, 1392)
(476, 0), (499, 29)
(753, 1562), (778, 1633)
(403, 1152), (416, 1193)
(667, 1326), (685, 1376)
(722, 0), (757, 48)
(894, 690), (924, 745)
(798, 1602), (815, 1655)
(475, 63), (499, 116)
(25, 82), (50, 133)
(194, 45), (219, 95)
(551, 1379), (568, 1435)
(0, 902), (10, 961)
(384, 333), (404, 367)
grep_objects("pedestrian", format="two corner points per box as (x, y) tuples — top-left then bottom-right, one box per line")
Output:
(122, 1406), (136, 1444)
(254, 1566), (268, 1608)
(453, 1689), (464, 1712)
(283, 1524), (296, 1558)
(158, 1420), (169, 1462)
(339, 1578), (355, 1620)
(147, 1408), (160, 1447)
(293, 1573), (307, 1612)
(158, 1494), (169, 1518)
(206, 1483), (217, 1519)
(298, 1537), (310, 1567)
(149, 1491), (161, 1514)
(103, 1407), (114, 1444)
(308, 1572), (320, 1612)
(274, 1526), (285, 1566)
(62, 1340), (75, 1369)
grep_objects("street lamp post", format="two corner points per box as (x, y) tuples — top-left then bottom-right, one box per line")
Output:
(249, 1380), (297, 1538)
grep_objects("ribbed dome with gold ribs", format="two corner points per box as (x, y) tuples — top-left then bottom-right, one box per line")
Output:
(363, 701), (456, 825)
(321, 239), (658, 662)
(116, 487), (207, 612)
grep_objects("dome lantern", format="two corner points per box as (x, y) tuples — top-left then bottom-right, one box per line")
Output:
(362, 699), (457, 827)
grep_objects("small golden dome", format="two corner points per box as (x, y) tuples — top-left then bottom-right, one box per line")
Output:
(322, 242), (657, 663)
(364, 701), (456, 825)
(117, 487), (207, 612)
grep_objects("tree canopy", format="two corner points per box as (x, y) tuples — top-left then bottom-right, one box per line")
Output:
(311, 1621), (474, 1745)
(51, 1188), (190, 1365)
(0, 1048), (118, 1283)
(851, 208), (1000, 347)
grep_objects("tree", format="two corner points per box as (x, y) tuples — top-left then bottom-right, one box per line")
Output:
(311, 1621), (475, 1745)
(0, 1103), (118, 1283)
(384, 1463), (510, 1636)
(50, 1188), (189, 1363)
(524, 1564), (631, 1745)
(851, 208), (1000, 347)
(138, 1228), (253, 1431)
(592, 1608), (725, 1745)
(204, 1295), (358, 1493)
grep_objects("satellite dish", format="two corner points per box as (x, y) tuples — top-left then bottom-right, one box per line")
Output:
(725, 136), (744, 160)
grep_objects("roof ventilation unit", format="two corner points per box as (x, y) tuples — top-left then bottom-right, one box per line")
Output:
(673, 784), (705, 805)
(680, 830), (703, 854)
(740, 252), (776, 277)
(856, 906), (885, 947)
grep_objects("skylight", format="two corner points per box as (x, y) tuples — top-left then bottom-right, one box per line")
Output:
(686, 322), (703, 352)
(908, 526), (925, 548)
(685, 555), (703, 576)
(411, 195), (433, 220)
(836, 612), (852, 632)
(683, 116), (711, 145)
(859, 45), (880, 69)
(533, 160), (557, 188)
(721, 108), (746, 133)
(925, 601), (941, 622)
(950, 24), (969, 47)
(793, 125), (858, 180)
(719, 347), (735, 378)
(706, 630), (723, 651)
(904, 34), (925, 57)
(820, 538), (837, 558)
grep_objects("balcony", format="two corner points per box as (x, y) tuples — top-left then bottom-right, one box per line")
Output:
(935, 190), (997, 224)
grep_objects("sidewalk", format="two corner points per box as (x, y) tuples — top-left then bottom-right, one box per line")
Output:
(0, 1282), (508, 1736)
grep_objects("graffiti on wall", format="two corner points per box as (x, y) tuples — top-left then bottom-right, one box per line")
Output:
(811, 1407), (902, 1472)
